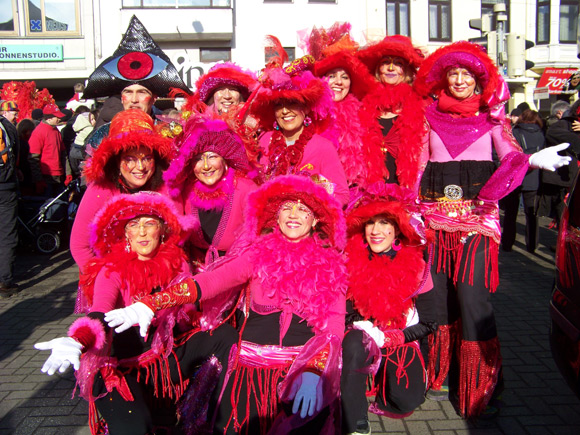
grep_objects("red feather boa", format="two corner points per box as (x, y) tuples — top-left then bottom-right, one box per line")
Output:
(346, 233), (425, 330)
(250, 231), (347, 333)
(80, 243), (187, 307)
(359, 82), (427, 189)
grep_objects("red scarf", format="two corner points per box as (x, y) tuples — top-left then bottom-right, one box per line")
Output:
(437, 91), (482, 118)
(80, 243), (187, 307)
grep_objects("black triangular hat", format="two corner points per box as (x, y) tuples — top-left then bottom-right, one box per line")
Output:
(83, 16), (191, 99)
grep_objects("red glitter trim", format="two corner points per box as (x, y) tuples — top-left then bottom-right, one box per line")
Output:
(458, 337), (502, 418)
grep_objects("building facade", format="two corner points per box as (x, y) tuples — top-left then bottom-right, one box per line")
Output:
(0, 0), (578, 109)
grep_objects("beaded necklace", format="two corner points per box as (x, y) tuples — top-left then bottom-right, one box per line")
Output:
(266, 126), (315, 178)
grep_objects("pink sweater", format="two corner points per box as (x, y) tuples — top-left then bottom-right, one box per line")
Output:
(259, 132), (350, 206)
(425, 124), (519, 163)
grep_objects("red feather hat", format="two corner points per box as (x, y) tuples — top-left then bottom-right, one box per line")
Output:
(306, 23), (375, 100)
(195, 62), (258, 104)
(89, 191), (184, 257)
(245, 174), (346, 250)
(357, 35), (425, 77)
(250, 46), (335, 130)
(83, 109), (173, 186)
(414, 41), (501, 106)
(346, 183), (428, 247)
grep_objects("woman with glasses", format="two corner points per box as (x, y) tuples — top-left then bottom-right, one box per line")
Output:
(35, 192), (237, 434)
(70, 109), (175, 312)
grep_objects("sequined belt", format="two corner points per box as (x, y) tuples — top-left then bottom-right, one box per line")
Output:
(238, 341), (302, 369)
(420, 199), (502, 244)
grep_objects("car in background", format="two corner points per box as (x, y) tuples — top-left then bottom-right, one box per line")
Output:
(550, 173), (580, 399)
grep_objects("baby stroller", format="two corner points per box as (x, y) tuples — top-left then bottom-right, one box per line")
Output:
(18, 179), (81, 254)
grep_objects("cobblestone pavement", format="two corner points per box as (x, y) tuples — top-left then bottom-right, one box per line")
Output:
(1, 216), (579, 434)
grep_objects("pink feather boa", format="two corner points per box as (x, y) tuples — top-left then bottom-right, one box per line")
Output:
(322, 94), (385, 188)
(68, 317), (106, 351)
(187, 166), (235, 211)
(250, 230), (347, 333)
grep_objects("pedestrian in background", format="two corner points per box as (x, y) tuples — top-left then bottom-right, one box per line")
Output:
(0, 100), (20, 298)
(501, 109), (545, 253)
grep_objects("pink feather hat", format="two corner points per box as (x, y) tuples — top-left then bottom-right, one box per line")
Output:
(163, 117), (252, 198)
(245, 174), (346, 249)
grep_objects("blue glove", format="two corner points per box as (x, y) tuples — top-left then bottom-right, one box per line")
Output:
(291, 372), (323, 418)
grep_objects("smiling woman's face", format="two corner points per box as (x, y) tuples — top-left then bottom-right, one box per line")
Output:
(119, 146), (156, 190)
(193, 151), (227, 186)
(325, 68), (351, 102)
(277, 200), (317, 242)
(446, 67), (477, 100)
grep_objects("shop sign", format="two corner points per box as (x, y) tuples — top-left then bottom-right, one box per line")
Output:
(0, 45), (63, 62)
(537, 67), (579, 94)
(533, 86), (550, 100)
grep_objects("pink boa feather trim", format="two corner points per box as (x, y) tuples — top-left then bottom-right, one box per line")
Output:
(321, 95), (385, 188)
(69, 317), (106, 351)
(250, 231), (347, 333)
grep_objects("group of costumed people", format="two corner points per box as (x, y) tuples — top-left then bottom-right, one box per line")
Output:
(33, 16), (572, 435)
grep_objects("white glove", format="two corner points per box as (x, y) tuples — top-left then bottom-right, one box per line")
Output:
(353, 320), (385, 348)
(529, 143), (572, 171)
(104, 302), (154, 337)
(34, 337), (82, 375)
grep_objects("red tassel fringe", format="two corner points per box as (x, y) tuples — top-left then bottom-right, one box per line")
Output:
(458, 337), (502, 418)
(427, 321), (460, 390)
(225, 364), (289, 435)
(436, 231), (499, 293)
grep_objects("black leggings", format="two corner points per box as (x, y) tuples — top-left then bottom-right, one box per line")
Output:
(341, 330), (426, 433)
(94, 324), (237, 434)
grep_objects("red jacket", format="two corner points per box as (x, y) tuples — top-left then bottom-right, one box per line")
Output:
(29, 122), (65, 176)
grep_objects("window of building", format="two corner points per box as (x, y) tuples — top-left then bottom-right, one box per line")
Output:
(560, 0), (579, 43)
(0, 0), (18, 35)
(429, 0), (451, 41)
(200, 48), (231, 63)
(536, 0), (550, 44)
(265, 47), (295, 64)
(481, 0), (509, 33)
(122, 0), (231, 7)
(386, 0), (410, 36)
(25, 0), (80, 35)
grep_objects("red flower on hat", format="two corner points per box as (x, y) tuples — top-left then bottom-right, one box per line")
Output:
(118, 52), (154, 80)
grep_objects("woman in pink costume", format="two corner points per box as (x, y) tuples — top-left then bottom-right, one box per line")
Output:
(163, 116), (257, 267)
(35, 192), (237, 434)
(356, 36), (426, 189)
(305, 23), (384, 193)
(106, 175), (348, 434)
(251, 46), (350, 206)
(70, 109), (175, 312)
(412, 41), (570, 418)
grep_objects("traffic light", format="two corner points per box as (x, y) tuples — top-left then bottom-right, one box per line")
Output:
(468, 31), (497, 66)
(507, 34), (534, 77)
(468, 16), (497, 66)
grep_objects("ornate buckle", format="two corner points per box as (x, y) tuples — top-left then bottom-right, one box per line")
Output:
(444, 184), (463, 200)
